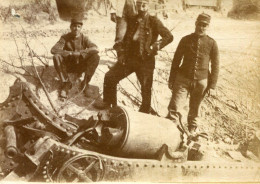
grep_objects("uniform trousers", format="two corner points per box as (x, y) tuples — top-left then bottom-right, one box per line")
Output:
(115, 16), (127, 43)
(53, 53), (99, 84)
(168, 73), (208, 129)
(103, 55), (154, 113)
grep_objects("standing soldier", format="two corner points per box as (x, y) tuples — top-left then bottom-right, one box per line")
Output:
(167, 13), (219, 134)
(109, 0), (138, 50)
(95, 0), (173, 113)
(51, 17), (100, 99)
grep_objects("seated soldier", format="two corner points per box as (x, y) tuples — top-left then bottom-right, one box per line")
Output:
(51, 17), (100, 99)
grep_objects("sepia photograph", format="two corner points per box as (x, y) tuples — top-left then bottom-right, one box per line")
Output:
(0, 0), (259, 182)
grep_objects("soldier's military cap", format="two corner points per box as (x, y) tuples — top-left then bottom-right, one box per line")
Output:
(197, 13), (211, 24)
(71, 17), (83, 25)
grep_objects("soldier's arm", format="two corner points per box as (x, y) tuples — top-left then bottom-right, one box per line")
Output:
(154, 17), (173, 50)
(168, 38), (184, 85)
(208, 40), (220, 89)
(80, 36), (99, 58)
(51, 36), (71, 57)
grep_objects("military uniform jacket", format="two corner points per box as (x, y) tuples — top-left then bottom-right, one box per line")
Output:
(169, 33), (219, 89)
(51, 33), (98, 59)
(121, 14), (173, 68)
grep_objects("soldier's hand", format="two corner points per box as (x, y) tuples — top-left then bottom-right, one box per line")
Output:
(73, 51), (81, 57)
(87, 47), (99, 55)
(204, 87), (216, 97)
(110, 13), (117, 23)
(118, 54), (126, 65)
(149, 42), (160, 56)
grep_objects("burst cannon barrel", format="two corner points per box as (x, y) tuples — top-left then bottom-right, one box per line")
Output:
(101, 106), (182, 159)
(4, 125), (18, 159)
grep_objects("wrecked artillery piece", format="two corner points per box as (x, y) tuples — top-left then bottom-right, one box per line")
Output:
(0, 79), (259, 182)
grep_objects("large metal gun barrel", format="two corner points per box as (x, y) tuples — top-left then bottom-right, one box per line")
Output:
(4, 125), (18, 159)
(106, 106), (182, 159)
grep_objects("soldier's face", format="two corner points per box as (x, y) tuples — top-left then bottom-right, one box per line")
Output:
(70, 23), (82, 37)
(195, 21), (209, 36)
(136, 2), (149, 16)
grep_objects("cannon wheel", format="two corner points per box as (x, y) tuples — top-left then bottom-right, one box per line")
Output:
(56, 154), (104, 182)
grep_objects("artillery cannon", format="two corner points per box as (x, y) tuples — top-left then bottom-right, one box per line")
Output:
(0, 79), (259, 182)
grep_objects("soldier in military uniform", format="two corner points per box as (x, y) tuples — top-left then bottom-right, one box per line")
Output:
(167, 13), (219, 134)
(51, 18), (100, 99)
(95, 0), (173, 113)
(109, 0), (138, 45)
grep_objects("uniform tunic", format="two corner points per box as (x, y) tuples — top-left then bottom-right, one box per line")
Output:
(168, 33), (219, 129)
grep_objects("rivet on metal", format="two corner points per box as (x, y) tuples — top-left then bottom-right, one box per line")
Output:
(160, 165), (163, 168)
(72, 152), (76, 156)
(201, 166), (203, 168)
(7, 103), (11, 106)
(3, 106), (6, 109)
(188, 166), (191, 168)
(12, 97), (15, 101)
(43, 166), (47, 170)
(152, 164), (155, 168)
(61, 148), (65, 152)
(66, 150), (70, 155)
(34, 100), (37, 104)
(43, 175), (47, 179)
(39, 106), (43, 110)
(174, 165), (177, 168)
(136, 164), (139, 167)
(46, 161), (50, 165)
(42, 171), (47, 174)
(45, 112), (49, 115)
(16, 96), (21, 99)
(167, 165), (170, 168)
(213, 166), (215, 169)
(144, 164), (148, 167)
(128, 163), (132, 167)
(230, 166), (232, 169)
(111, 160), (115, 165)
(25, 87), (28, 91)
(46, 179), (50, 182)
(207, 166), (209, 169)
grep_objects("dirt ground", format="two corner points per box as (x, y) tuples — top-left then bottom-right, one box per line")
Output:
(0, 4), (260, 181)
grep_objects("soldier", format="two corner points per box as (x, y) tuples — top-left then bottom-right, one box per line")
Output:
(109, 0), (138, 49)
(167, 13), (219, 134)
(51, 17), (100, 99)
(95, 0), (173, 113)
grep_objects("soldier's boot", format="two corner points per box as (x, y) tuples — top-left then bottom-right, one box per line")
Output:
(60, 81), (72, 99)
(188, 125), (197, 135)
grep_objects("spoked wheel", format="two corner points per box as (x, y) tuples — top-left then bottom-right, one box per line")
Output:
(56, 154), (104, 182)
